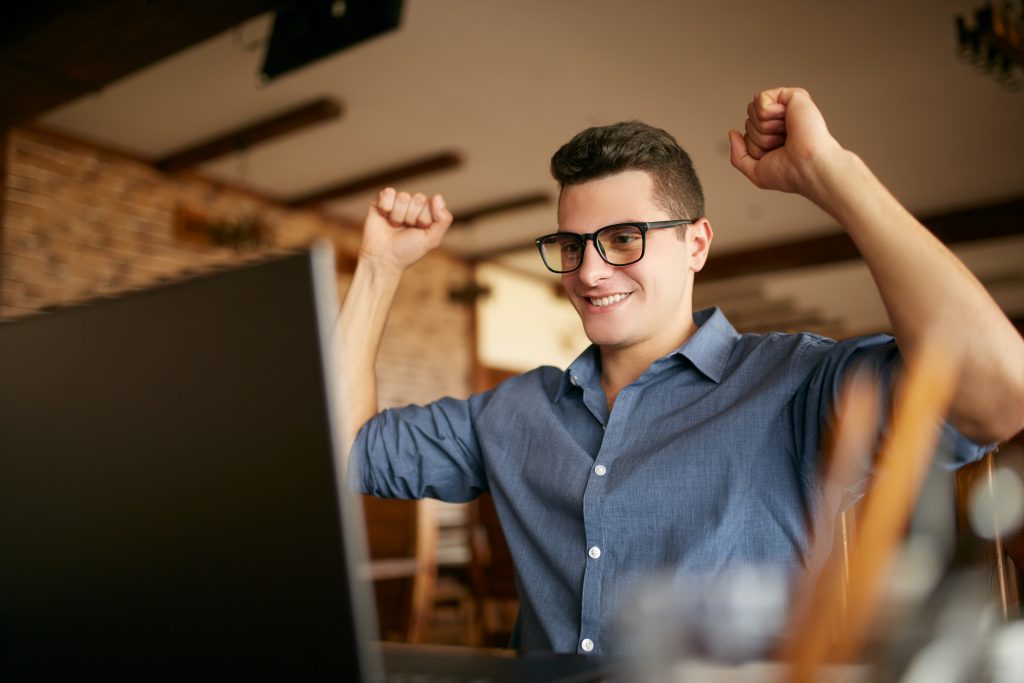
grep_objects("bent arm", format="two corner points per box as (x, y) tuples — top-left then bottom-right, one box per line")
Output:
(335, 189), (452, 460)
(791, 147), (1023, 443)
(730, 88), (1024, 443)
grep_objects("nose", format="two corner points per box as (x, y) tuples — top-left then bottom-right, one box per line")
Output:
(574, 238), (614, 287)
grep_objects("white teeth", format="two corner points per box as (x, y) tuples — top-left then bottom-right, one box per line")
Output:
(589, 293), (629, 307)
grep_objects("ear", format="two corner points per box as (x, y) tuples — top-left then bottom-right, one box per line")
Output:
(688, 219), (713, 272)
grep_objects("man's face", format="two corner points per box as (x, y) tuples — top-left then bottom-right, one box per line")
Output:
(557, 170), (711, 354)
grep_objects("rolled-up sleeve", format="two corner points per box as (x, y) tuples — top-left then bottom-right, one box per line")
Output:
(348, 392), (492, 502)
(795, 334), (992, 480)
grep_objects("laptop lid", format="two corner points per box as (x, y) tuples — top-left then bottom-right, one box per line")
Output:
(0, 245), (380, 676)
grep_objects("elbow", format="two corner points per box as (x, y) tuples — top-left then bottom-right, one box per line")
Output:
(1004, 378), (1024, 443)
(1003, 363), (1024, 441)
(954, 370), (1024, 446)
(990, 411), (1024, 447)
(980, 373), (1024, 445)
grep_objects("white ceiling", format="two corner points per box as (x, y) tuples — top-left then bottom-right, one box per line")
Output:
(38, 0), (1024, 332)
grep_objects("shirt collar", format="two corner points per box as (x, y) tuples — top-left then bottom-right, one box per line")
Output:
(555, 345), (601, 403)
(673, 307), (741, 383)
(555, 307), (740, 401)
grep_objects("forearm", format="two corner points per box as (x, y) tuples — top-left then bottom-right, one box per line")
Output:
(807, 149), (1024, 442)
(335, 255), (405, 458)
(332, 188), (452, 472)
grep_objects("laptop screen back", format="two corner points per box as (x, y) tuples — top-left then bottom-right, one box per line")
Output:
(0, 247), (377, 675)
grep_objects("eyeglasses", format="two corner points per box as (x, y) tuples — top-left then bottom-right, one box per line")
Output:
(534, 220), (694, 274)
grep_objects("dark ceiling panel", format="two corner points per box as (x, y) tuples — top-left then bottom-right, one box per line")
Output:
(0, 60), (85, 127)
(0, 0), (278, 129)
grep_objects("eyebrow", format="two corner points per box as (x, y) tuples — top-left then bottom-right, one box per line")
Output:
(558, 219), (644, 233)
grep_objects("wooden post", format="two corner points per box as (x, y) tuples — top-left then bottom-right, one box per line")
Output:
(0, 128), (8, 316)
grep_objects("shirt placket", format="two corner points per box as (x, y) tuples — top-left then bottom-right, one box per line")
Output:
(576, 385), (633, 655)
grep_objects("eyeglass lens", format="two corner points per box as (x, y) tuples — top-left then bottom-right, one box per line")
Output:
(539, 225), (645, 272)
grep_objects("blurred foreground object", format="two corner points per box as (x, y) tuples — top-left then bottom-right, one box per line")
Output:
(785, 343), (960, 681)
(616, 343), (1023, 682)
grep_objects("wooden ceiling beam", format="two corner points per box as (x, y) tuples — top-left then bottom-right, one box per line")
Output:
(451, 192), (551, 227)
(286, 151), (463, 208)
(699, 196), (1024, 281)
(155, 98), (343, 173)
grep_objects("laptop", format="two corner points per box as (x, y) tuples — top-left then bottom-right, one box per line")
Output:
(0, 244), (606, 680)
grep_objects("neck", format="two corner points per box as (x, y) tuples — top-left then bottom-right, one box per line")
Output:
(598, 316), (697, 410)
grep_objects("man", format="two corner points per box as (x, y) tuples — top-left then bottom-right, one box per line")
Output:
(337, 87), (1024, 655)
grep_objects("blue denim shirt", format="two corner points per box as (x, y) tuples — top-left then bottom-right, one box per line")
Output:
(351, 308), (987, 655)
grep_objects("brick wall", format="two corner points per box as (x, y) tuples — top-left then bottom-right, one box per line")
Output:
(1, 127), (473, 406)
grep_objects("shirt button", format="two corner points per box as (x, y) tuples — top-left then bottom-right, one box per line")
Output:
(594, 464), (607, 476)
(588, 546), (601, 559)
(581, 638), (594, 652)
(571, 375), (579, 386)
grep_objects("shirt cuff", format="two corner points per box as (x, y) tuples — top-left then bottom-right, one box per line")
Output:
(935, 419), (997, 470)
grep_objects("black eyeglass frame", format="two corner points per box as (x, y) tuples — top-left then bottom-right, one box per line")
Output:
(534, 219), (695, 274)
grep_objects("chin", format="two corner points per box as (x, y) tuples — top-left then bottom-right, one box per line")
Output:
(574, 307), (632, 347)
(581, 324), (629, 348)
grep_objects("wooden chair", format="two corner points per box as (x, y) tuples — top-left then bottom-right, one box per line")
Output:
(954, 445), (1023, 617)
(822, 447), (1023, 634)
(464, 367), (522, 647)
(362, 496), (438, 643)
(467, 493), (518, 647)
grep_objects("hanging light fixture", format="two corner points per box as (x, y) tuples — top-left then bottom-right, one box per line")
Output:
(955, 1), (1024, 91)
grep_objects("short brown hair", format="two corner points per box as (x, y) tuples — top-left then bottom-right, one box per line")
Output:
(550, 120), (705, 220)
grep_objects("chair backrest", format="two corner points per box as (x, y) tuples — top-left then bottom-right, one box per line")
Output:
(468, 494), (516, 598)
(954, 447), (1023, 617)
(362, 497), (438, 643)
(467, 493), (518, 646)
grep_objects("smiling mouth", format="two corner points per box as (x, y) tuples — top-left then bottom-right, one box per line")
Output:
(588, 293), (630, 308)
